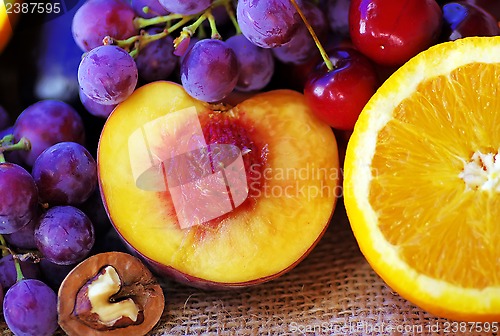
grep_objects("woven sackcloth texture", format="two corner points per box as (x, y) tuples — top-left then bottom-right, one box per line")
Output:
(1, 200), (496, 336)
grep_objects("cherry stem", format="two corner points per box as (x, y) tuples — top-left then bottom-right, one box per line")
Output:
(289, 0), (335, 71)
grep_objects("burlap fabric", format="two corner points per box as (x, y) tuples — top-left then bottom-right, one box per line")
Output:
(1, 200), (496, 335)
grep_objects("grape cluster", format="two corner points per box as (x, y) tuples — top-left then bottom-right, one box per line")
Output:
(0, 99), (117, 335)
(70, 0), (500, 131)
(72, 0), (299, 107)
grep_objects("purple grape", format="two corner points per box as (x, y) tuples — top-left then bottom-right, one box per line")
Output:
(79, 88), (117, 118)
(237, 0), (301, 48)
(132, 0), (168, 18)
(3, 279), (58, 336)
(181, 39), (239, 102)
(0, 285), (3, 313)
(34, 206), (95, 265)
(78, 189), (112, 237)
(0, 105), (10, 130)
(0, 254), (41, 289)
(39, 259), (75, 291)
(0, 126), (13, 139)
(442, 2), (500, 41)
(0, 128), (24, 166)
(32, 142), (97, 206)
(72, 0), (137, 51)
(272, 1), (327, 64)
(78, 45), (138, 105)
(4, 218), (37, 250)
(0, 163), (38, 234)
(158, 0), (213, 15)
(136, 29), (177, 82)
(13, 100), (85, 166)
(226, 34), (274, 91)
(177, 36), (199, 59)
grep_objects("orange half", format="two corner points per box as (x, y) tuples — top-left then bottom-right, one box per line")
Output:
(344, 36), (500, 321)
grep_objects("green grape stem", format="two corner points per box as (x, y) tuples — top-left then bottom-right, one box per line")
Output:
(189, 13), (209, 33)
(0, 136), (31, 163)
(13, 254), (24, 282)
(225, 1), (241, 35)
(1, 137), (31, 153)
(141, 5), (150, 15)
(129, 29), (168, 58)
(0, 235), (9, 257)
(0, 134), (14, 145)
(134, 13), (185, 30)
(206, 10), (221, 39)
(289, 0), (335, 71)
(118, 0), (235, 58)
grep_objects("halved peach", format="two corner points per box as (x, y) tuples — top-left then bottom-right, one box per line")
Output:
(98, 81), (339, 288)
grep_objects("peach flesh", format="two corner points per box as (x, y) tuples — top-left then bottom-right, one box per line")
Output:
(156, 109), (268, 233)
(98, 81), (339, 288)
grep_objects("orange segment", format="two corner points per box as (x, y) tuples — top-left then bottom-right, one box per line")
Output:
(344, 36), (500, 321)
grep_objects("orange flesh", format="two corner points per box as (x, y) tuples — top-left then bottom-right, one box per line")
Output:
(369, 63), (500, 289)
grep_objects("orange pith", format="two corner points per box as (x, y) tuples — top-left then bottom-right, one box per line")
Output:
(370, 62), (500, 289)
(344, 36), (500, 321)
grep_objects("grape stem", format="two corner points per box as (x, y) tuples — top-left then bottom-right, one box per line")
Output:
(0, 235), (9, 257)
(12, 254), (24, 282)
(126, 16), (192, 57)
(183, 12), (209, 37)
(0, 136), (31, 163)
(0, 137), (31, 153)
(0, 134), (14, 145)
(134, 13), (185, 30)
(116, 0), (235, 58)
(206, 10), (221, 39)
(289, 0), (335, 71)
(224, 1), (241, 35)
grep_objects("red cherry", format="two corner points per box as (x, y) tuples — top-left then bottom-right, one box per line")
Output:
(349, 0), (443, 66)
(442, 2), (499, 41)
(304, 48), (378, 131)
